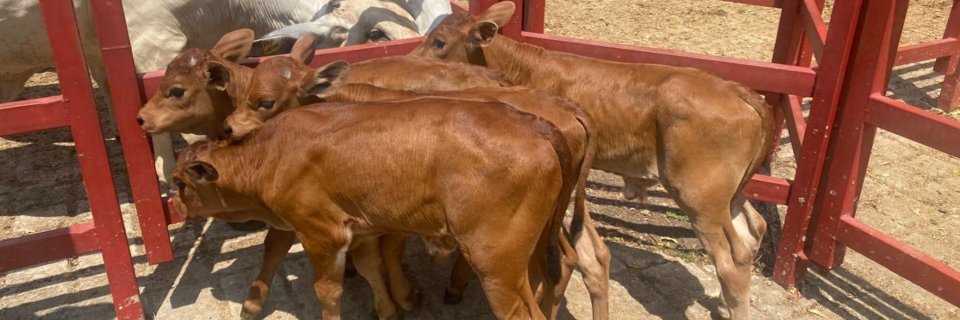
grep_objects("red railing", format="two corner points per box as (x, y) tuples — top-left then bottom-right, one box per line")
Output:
(774, 0), (960, 307)
(5, 0), (957, 317)
(0, 0), (143, 318)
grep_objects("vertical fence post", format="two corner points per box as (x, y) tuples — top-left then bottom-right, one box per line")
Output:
(772, 0), (866, 287)
(38, 0), (143, 318)
(89, 0), (174, 265)
(806, 0), (909, 269)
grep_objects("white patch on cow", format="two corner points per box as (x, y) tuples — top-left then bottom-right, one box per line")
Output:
(281, 67), (292, 80)
(188, 56), (198, 67)
(731, 209), (759, 253)
(335, 225), (353, 271)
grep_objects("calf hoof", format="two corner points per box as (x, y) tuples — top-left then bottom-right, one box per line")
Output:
(226, 220), (267, 232)
(369, 309), (402, 320)
(397, 290), (422, 312)
(240, 309), (260, 320)
(443, 289), (463, 305)
(715, 304), (732, 320)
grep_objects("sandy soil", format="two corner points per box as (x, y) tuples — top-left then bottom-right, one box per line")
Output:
(2, 0), (958, 319)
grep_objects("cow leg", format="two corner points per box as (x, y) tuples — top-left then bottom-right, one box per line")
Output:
(461, 243), (543, 320)
(665, 170), (757, 320)
(456, 203), (554, 320)
(534, 227), (577, 320)
(570, 189), (611, 320)
(444, 253), (472, 304)
(621, 176), (658, 203)
(732, 195), (767, 255)
(152, 132), (176, 187)
(242, 228), (296, 319)
(379, 234), (419, 312)
(351, 236), (400, 320)
(299, 224), (352, 320)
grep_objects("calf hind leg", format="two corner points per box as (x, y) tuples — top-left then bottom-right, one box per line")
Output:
(379, 234), (419, 312)
(571, 213), (611, 320)
(351, 236), (401, 320)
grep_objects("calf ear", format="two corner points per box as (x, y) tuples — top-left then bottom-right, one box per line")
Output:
(210, 29), (255, 62)
(306, 60), (350, 97)
(206, 60), (231, 91)
(471, 21), (500, 46)
(290, 33), (318, 65)
(480, 1), (515, 28)
(185, 161), (219, 183)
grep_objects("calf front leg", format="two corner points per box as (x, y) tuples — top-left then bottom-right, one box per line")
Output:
(242, 228), (296, 319)
(298, 224), (352, 320)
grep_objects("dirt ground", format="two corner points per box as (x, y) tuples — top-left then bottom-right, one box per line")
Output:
(2, 0), (959, 319)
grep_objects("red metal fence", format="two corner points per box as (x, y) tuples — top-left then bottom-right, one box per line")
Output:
(774, 0), (960, 306)
(0, 0), (142, 318)
(3, 0), (958, 318)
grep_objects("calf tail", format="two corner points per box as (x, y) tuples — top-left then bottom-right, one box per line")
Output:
(567, 109), (596, 244)
(730, 83), (776, 201)
(499, 102), (576, 283)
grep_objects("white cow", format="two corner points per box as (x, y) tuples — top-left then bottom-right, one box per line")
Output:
(0, 0), (450, 185)
(250, 0), (452, 55)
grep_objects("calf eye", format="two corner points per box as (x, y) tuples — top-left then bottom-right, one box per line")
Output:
(257, 99), (276, 110)
(367, 29), (389, 42)
(432, 39), (446, 49)
(168, 87), (185, 99)
(174, 179), (186, 191)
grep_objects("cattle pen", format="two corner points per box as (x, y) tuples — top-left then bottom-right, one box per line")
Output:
(1, 0), (959, 319)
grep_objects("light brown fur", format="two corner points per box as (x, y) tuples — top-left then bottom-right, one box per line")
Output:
(171, 97), (575, 320)
(410, 3), (776, 319)
(143, 31), (513, 319)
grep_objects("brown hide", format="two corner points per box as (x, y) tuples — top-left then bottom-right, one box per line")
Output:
(172, 99), (574, 320)
(410, 3), (775, 319)
(137, 29), (256, 137)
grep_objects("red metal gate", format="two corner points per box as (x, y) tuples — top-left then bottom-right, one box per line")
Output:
(5, 0), (957, 317)
(774, 0), (960, 306)
(0, 0), (142, 318)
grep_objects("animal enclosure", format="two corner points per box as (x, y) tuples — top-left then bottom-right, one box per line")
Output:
(1, 0), (958, 319)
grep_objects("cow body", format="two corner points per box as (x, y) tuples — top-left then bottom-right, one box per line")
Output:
(325, 83), (612, 315)
(172, 99), (575, 320)
(411, 3), (775, 319)
(138, 36), (513, 318)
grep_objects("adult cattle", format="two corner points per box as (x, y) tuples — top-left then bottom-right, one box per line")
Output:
(250, 0), (453, 55)
(171, 96), (577, 319)
(411, 3), (775, 319)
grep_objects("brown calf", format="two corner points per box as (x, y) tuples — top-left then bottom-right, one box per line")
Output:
(171, 97), (577, 319)
(411, 3), (775, 319)
(137, 29), (255, 138)
(327, 83), (611, 317)
(227, 33), (611, 318)
(138, 30), (514, 319)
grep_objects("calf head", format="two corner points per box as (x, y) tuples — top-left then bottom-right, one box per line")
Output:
(409, 2), (515, 63)
(137, 29), (255, 136)
(225, 34), (350, 141)
(170, 141), (272, 224)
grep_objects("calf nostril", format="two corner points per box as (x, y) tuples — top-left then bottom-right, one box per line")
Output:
(223, 125), (233, 136)
(136, 116), (145, 126)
